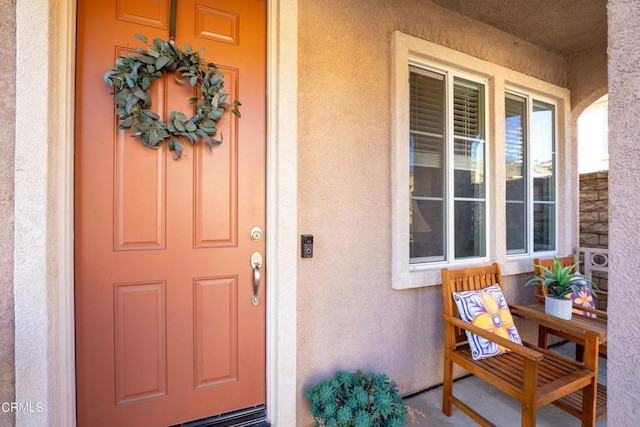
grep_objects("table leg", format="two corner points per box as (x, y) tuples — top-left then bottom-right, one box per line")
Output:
(580, 332), (599, 427)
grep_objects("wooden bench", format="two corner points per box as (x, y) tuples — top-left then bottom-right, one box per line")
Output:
(441, 263), (601, 427)
(534, 255), (608, 362)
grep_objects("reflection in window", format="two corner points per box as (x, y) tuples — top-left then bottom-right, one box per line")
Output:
(505, 94), (556, 255)
(505, 94), (527, 254)
(532, 100), (556, 251)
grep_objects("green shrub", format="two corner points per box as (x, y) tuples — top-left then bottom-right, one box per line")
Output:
(305, 370), (407, 427)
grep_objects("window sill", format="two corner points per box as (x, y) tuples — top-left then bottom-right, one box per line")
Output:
(503, 252), (557, 276)
(392, 253), (557, 290)
(393, 257), (491, 289)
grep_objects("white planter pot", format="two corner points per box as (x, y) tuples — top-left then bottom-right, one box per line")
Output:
(545, 295), (573, 320)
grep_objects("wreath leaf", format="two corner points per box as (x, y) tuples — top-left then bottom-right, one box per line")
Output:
(156, 56), (171, 70)
(104, 35), (240, 158)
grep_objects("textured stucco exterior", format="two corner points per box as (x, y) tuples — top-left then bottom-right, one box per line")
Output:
(297, 1), (573, 424)
(0, 1), (15, 426)
(569, 45), (608, 114)
(607, 0), (640, 424)
(14, 0), (64, 425)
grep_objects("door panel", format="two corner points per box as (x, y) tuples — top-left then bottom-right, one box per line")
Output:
(75, 1), (266, 425)
(194, 277), (238, 388)
(193, 66), (238, 248)
(114, 107), (167, 251)
(114, 281), (168, 404)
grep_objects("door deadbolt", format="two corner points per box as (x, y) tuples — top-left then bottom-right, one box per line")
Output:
(250, 226), (263, 242)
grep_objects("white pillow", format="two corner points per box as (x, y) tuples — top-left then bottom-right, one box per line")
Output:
(452, 284), (523, 360)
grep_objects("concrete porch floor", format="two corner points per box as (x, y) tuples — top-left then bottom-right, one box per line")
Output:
(404, 342), (607, 426)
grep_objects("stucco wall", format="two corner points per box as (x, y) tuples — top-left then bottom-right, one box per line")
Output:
(296, 0), (567, 424)
(568, 44), (608, 114)
(14, 0), (69, 425)
(0, 1), (16, 426)
(607, 0), (640, 425)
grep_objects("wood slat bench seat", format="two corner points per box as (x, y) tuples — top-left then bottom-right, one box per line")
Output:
(555, 384), (607, 421)
(451, 344), (594, 406)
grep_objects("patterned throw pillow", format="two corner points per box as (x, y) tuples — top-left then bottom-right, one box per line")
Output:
(453, 284), (523, 360)
(566, 287), (596, 318)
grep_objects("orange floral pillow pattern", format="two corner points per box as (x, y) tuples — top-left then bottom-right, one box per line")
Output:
(567, 287), (596, 317)
(453, 284), (523, 360)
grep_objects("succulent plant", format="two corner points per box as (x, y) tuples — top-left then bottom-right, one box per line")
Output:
(524, 257), (598, 299)
(305, 370), (407, 427)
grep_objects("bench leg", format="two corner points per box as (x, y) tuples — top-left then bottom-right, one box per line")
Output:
(575, 343), (585, 362)
(581, 334), (599, 427)
(442, 354), (453, 416)
(522, 358), (537, 427)
(581, 380), (597, 427)
(537, 325), (548, 349)
(521, 401), (536, 427)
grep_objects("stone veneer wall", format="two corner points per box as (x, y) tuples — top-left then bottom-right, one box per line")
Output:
(580, 171), (609, 248)
(579, 171), (608, 310)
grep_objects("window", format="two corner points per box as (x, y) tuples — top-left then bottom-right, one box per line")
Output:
(392, 32), (570, 289)
(409, 67), (487, 264)
(505, 93), (556, 255)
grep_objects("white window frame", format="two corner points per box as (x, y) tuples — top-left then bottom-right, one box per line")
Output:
(392, 31), (573, 289)
(408, 63), (490, 265)
(505, 89), (559, 260)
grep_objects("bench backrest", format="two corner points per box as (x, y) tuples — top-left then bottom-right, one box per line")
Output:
(441, 263), (503, 347)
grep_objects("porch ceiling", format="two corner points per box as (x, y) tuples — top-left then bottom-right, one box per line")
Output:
(429, 0), (607, 58)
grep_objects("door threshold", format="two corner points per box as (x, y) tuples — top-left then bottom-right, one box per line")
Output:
(171, 405), (269, 427)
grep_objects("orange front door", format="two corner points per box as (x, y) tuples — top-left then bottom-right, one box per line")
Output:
(74, 1), (266, 425)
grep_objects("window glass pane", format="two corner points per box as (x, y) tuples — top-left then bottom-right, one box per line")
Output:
(506, 202), (526, 253)
(410, 68), (445, 261)
(505, 94), (527, 253)
(454, 200), (486, 259)
(410, 69), (444, 135)
(453, 78), (484, 138)
(532, 100), (555, 252)
(410, 200), (444, 260)
(408, 69), (487, 263)
(534, 202), (555, 251)
(454, 139), (485, 198)
(453, 78), (485, 199)
(453, 77), (486, 260)
(532, 100), (555, 202)
(411, 134), (443, 198)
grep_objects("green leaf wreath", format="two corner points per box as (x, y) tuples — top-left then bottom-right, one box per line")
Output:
(103, 34), (240, 159)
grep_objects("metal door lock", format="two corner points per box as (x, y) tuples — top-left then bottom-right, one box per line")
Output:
(250, 226), (263, 242)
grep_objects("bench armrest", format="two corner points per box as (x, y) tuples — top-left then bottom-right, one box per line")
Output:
(509, 304), (606, 339)
(572, 304), (608, 319)
(441, 312), (543, 361)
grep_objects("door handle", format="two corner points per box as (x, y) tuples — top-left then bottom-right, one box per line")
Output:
(250, 252), (263, 307)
